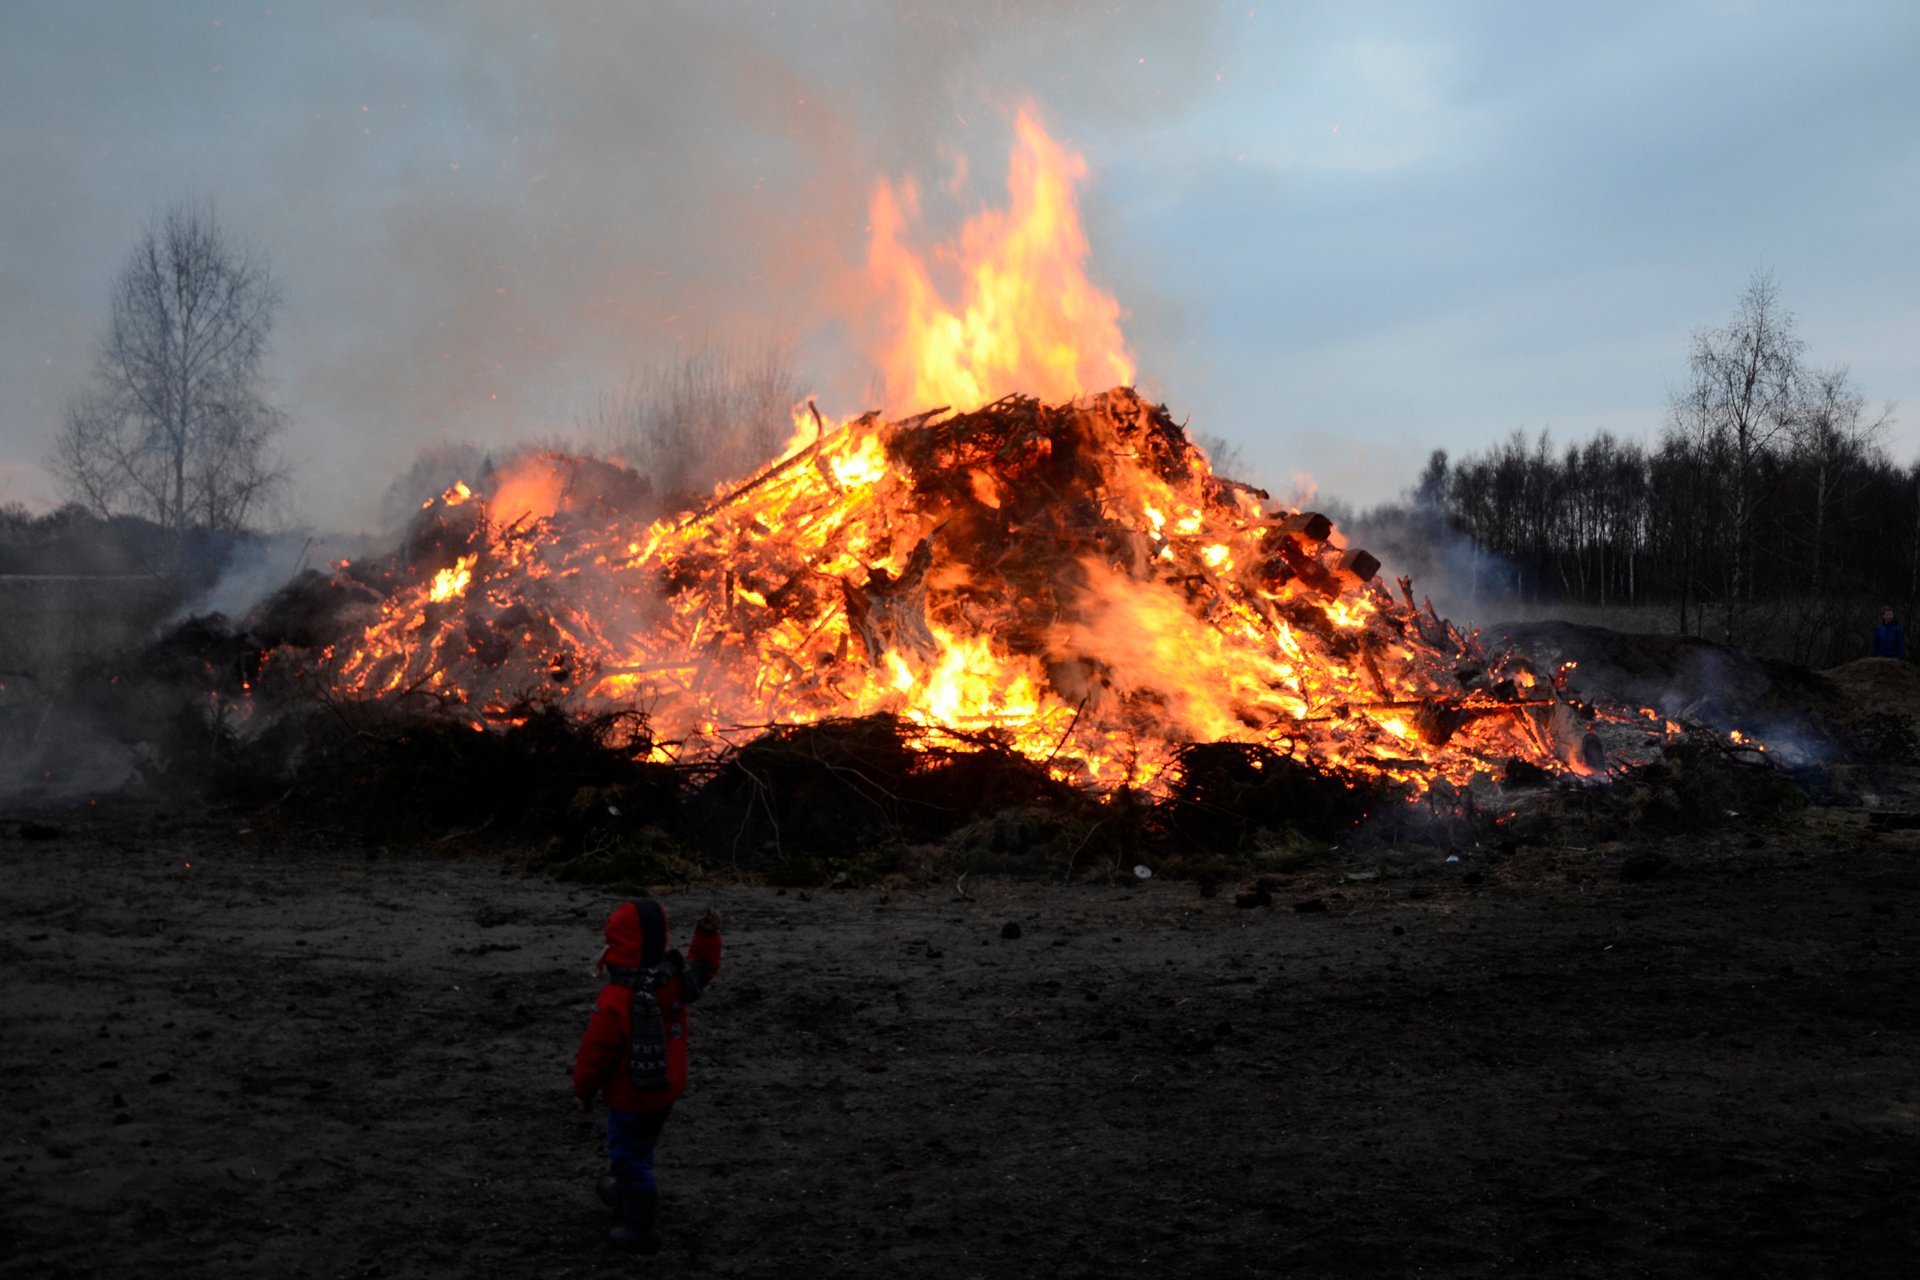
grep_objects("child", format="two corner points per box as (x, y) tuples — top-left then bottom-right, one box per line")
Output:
(1874, 605), (1907, 659)
(572, 898), (723, 1253)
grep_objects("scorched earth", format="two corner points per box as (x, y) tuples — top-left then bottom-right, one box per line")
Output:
(2, 793), (1917, 1279)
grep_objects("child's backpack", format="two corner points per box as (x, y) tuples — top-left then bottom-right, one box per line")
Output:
(624, 965), (672, 1092)
(608, 899), (708, 1093)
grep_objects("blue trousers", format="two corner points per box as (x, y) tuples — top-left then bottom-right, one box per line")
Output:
(606, 1106), (672, 1226)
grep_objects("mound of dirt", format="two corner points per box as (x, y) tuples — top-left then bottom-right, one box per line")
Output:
(1492, 620), (1850, 757)
(1821, 657), (1920, 762)
(1823, 657), (1920, 727)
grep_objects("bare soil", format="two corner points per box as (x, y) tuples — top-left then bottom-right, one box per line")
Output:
(4, 800), (1919, 1279)
(1824, 658), (1920, 738)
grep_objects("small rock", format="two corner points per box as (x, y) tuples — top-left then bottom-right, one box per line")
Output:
(1292, 898), (1327, 914)
(1000, 921), (1023, 940)
(18, 822), (61, 841)
(1391, 924), (1405, 936)
(147, 1072), (172, 1085)
(1234, 889), (1272, 909)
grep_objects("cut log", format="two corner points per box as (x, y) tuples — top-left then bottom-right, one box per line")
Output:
(1413, 700), (1473, 747)
(842, 538), (939, 667)
(1278, 511), (1333, 542)
(1276, 537), (1341, 597)
(1337, 548), (1381, 583)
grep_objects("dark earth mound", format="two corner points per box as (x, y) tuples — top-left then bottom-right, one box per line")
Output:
(1494, 619), (1854, 756)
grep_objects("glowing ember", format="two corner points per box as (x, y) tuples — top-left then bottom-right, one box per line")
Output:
(429, 555), (475, 604)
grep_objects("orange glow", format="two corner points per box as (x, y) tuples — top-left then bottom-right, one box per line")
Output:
(429, 555), (475, 604)
(868, 107), (1133, 415)
(489, 455), (568, 528)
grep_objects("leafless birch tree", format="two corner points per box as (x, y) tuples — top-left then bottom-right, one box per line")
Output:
(52, 204), (288, 554)
(1682, 273), (1804, 641)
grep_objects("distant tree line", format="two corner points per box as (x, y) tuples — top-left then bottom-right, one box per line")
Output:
(0, 501), (255, 582)
(1356, 275), (1905, 667)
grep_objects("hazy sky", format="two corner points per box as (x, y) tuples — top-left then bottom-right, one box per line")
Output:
(3, 1), (1916, 526)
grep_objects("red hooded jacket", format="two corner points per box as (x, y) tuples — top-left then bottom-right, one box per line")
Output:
(571, 899), (723, 1112)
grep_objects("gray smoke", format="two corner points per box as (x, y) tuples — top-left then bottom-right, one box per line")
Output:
(1323, 499), (1520, 632)
(247, 2), (1225, 532)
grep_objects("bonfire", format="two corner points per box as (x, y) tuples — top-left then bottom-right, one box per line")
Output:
(263, 108), (1667, 800)
(310, 390), (1617, 795)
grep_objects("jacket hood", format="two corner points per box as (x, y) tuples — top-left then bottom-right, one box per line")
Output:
(602, 898), (669, 969)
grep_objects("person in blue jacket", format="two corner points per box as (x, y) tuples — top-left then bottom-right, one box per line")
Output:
(1872, 605), (1906, 659)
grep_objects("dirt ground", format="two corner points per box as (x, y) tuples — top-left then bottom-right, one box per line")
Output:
(3, 797), (1919, 1280)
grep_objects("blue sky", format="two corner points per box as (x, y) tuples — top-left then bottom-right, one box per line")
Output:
(2, 1), (1916, 524)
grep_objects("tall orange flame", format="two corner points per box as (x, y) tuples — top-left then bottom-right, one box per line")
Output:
(868, 107), (1134, 414)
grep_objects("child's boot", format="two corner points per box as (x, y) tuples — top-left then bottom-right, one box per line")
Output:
(610, 1187), (660, 1254)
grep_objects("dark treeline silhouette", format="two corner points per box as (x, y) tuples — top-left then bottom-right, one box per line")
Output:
(0, 500), (259, 586)
(1354, 275), (1905, 668)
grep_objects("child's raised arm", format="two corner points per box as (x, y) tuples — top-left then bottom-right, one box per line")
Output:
(688, 909), (723, 987)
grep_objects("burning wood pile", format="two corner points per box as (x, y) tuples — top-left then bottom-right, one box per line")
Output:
(268, 386), (1658, 800)
(178, 109), (1684, 830)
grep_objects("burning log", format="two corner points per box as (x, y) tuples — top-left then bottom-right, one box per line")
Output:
(842, 539), (939, 667)
(1277, 511), (1333, 542)
(1273, 537), (1343, 599)
(1337, 548), (1381, 584)
(679, 408), (877, 531)
(1413, 699), (1474, 748)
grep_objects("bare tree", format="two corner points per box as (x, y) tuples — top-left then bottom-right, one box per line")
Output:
(1412, 449), (1450, 511)
(1661, 367), (1721, 635)
(1682, 272), (1804, 642)
(1792, 364), (1889, 595)
(581, 341), (800, 499)
(1192, 431), (1248, 481)
(52, 204), (288, 552)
